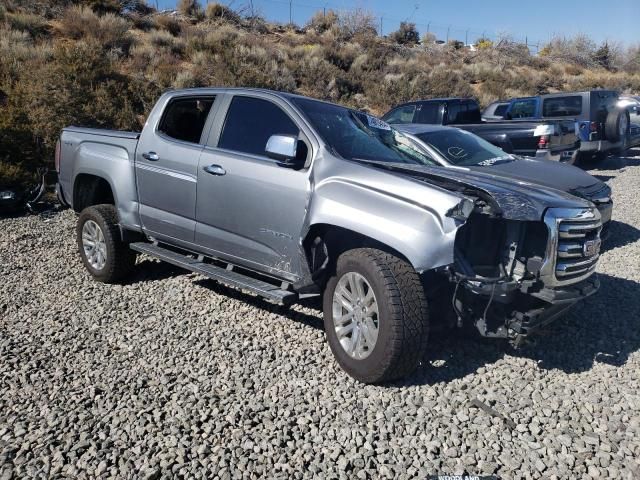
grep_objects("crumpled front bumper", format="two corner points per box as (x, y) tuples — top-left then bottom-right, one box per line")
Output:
(509, 275), (600, 337)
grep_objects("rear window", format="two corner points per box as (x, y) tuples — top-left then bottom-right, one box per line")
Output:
(158, 96), (214, 144)
(542, 96), (582, 117)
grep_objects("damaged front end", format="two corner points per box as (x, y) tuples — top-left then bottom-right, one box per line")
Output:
(444, 189), (602, 343)
(422, 171), (602, 344)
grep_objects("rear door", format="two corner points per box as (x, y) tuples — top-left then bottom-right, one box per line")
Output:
(135, 95), (216, 242)
(194, 94), (313, 279)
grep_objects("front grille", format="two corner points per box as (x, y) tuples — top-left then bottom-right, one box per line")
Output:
(541, 208), (602, 287)
(555, 219), (601, 282)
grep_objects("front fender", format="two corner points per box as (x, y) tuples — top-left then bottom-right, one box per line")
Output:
(307, 175), (463, 272)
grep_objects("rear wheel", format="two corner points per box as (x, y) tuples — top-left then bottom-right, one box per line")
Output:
(76, 204), (136, 283)
(323, 248), (429, 384)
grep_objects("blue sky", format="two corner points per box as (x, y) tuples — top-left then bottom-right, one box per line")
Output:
(154, 0), (639, 47)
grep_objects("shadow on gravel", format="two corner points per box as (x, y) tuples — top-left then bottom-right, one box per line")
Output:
(601, 220), (640, 253)
(520, 273), (640, 372)
(127, 259), (188, 283)
(399, 272), (640, 386)
(193, 278), (324, 331)
(186, 270), (639, 386)
(583, 148), (640, 171)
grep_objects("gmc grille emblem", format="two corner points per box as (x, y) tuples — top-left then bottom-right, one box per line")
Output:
(583, 238), (601, 257)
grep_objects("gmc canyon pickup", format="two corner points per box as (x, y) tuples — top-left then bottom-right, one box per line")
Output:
(56, 88), (603, 384)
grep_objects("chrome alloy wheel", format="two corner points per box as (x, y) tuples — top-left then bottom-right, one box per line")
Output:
(332, 272), (379, 360)
(82, 219), (107, 270)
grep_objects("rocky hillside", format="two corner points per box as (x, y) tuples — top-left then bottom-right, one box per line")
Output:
(1, 0), (639, 184)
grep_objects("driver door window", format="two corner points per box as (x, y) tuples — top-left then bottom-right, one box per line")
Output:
(218, 96), (300, 157)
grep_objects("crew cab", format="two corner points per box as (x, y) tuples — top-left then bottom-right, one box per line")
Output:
(56, 88), (603, 384)
(503, 90), (634, 161)
(382, 98), (580, 163)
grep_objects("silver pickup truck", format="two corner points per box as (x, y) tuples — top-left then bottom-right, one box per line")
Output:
(56, 88), (603, 384)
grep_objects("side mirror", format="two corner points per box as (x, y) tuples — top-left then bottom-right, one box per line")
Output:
(504, 112), (513, 120)
(265, 134), (298, 163)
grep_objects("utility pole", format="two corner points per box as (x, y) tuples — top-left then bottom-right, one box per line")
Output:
(289, 0), (292, 25)
(465, 29), (469, 45)
(380, 17), (383, 36)
(426, 21), (430, 33)
(446, 25), (450, 43)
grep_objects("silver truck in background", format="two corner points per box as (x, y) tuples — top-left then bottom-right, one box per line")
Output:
(56, 88), (603, 383)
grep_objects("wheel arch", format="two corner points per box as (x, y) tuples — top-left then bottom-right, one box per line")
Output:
(73, 173), (117, 213)
(301, 224), (425, 292)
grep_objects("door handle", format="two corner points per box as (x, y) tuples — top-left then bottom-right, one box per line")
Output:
(142, 151), (159, 161)
(203, 164), (226, 176)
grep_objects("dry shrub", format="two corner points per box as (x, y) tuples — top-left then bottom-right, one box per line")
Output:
(205, 3), (240, 24)
(7, 12), (49, 38)
(154, 14), (181, 36)
(58, 6), (132, 51)
(306, 9), (339, 34)
(149, 29), (185, 56)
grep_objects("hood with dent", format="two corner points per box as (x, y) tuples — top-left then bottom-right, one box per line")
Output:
(465, 157), (609, 200)
(369, 163), (594, 221)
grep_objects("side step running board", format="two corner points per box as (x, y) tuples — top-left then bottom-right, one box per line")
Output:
(130, 242), (297, 305)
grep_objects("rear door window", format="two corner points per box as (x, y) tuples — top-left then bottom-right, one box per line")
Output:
(218, 96), (299, 157)
(446, 103), (463, 124)
(382, 105), (416, 124)
(461, 101), (481, 123)
(158, 96), (215, 144)
(542, 96), (582, 117)
(509, 99), (537, 118)
(415, 103), (440, 123)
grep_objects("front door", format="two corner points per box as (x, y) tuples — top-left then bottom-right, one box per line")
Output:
(195, 94), (311, 279)
(135, 95), (215, 242)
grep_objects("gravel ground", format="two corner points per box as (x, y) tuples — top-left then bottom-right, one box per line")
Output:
(2, 150), (640, 479)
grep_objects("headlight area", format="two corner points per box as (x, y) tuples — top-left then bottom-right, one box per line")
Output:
(444, 211), (581, 343)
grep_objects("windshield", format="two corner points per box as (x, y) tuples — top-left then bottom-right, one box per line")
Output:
(415, 129), (514, 166)
(291, 97), (436, 166)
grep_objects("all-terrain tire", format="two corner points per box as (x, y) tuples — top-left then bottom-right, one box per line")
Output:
(76, 204), (136, 283)
(323, 248), (429, 384)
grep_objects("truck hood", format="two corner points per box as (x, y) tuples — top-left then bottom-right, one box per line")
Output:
(463, 157), (608, 201)
(363, 162), (593, 221)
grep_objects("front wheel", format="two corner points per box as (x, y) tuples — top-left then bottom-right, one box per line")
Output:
(323, 248), (429, 384)
(76, 204), (136, 283)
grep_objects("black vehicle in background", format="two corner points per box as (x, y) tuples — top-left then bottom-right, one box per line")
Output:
(503, 90), (635, 161)
(383, 98), (580, 163)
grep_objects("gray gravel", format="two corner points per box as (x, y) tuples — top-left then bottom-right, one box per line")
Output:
(2, 150), (640, 479)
